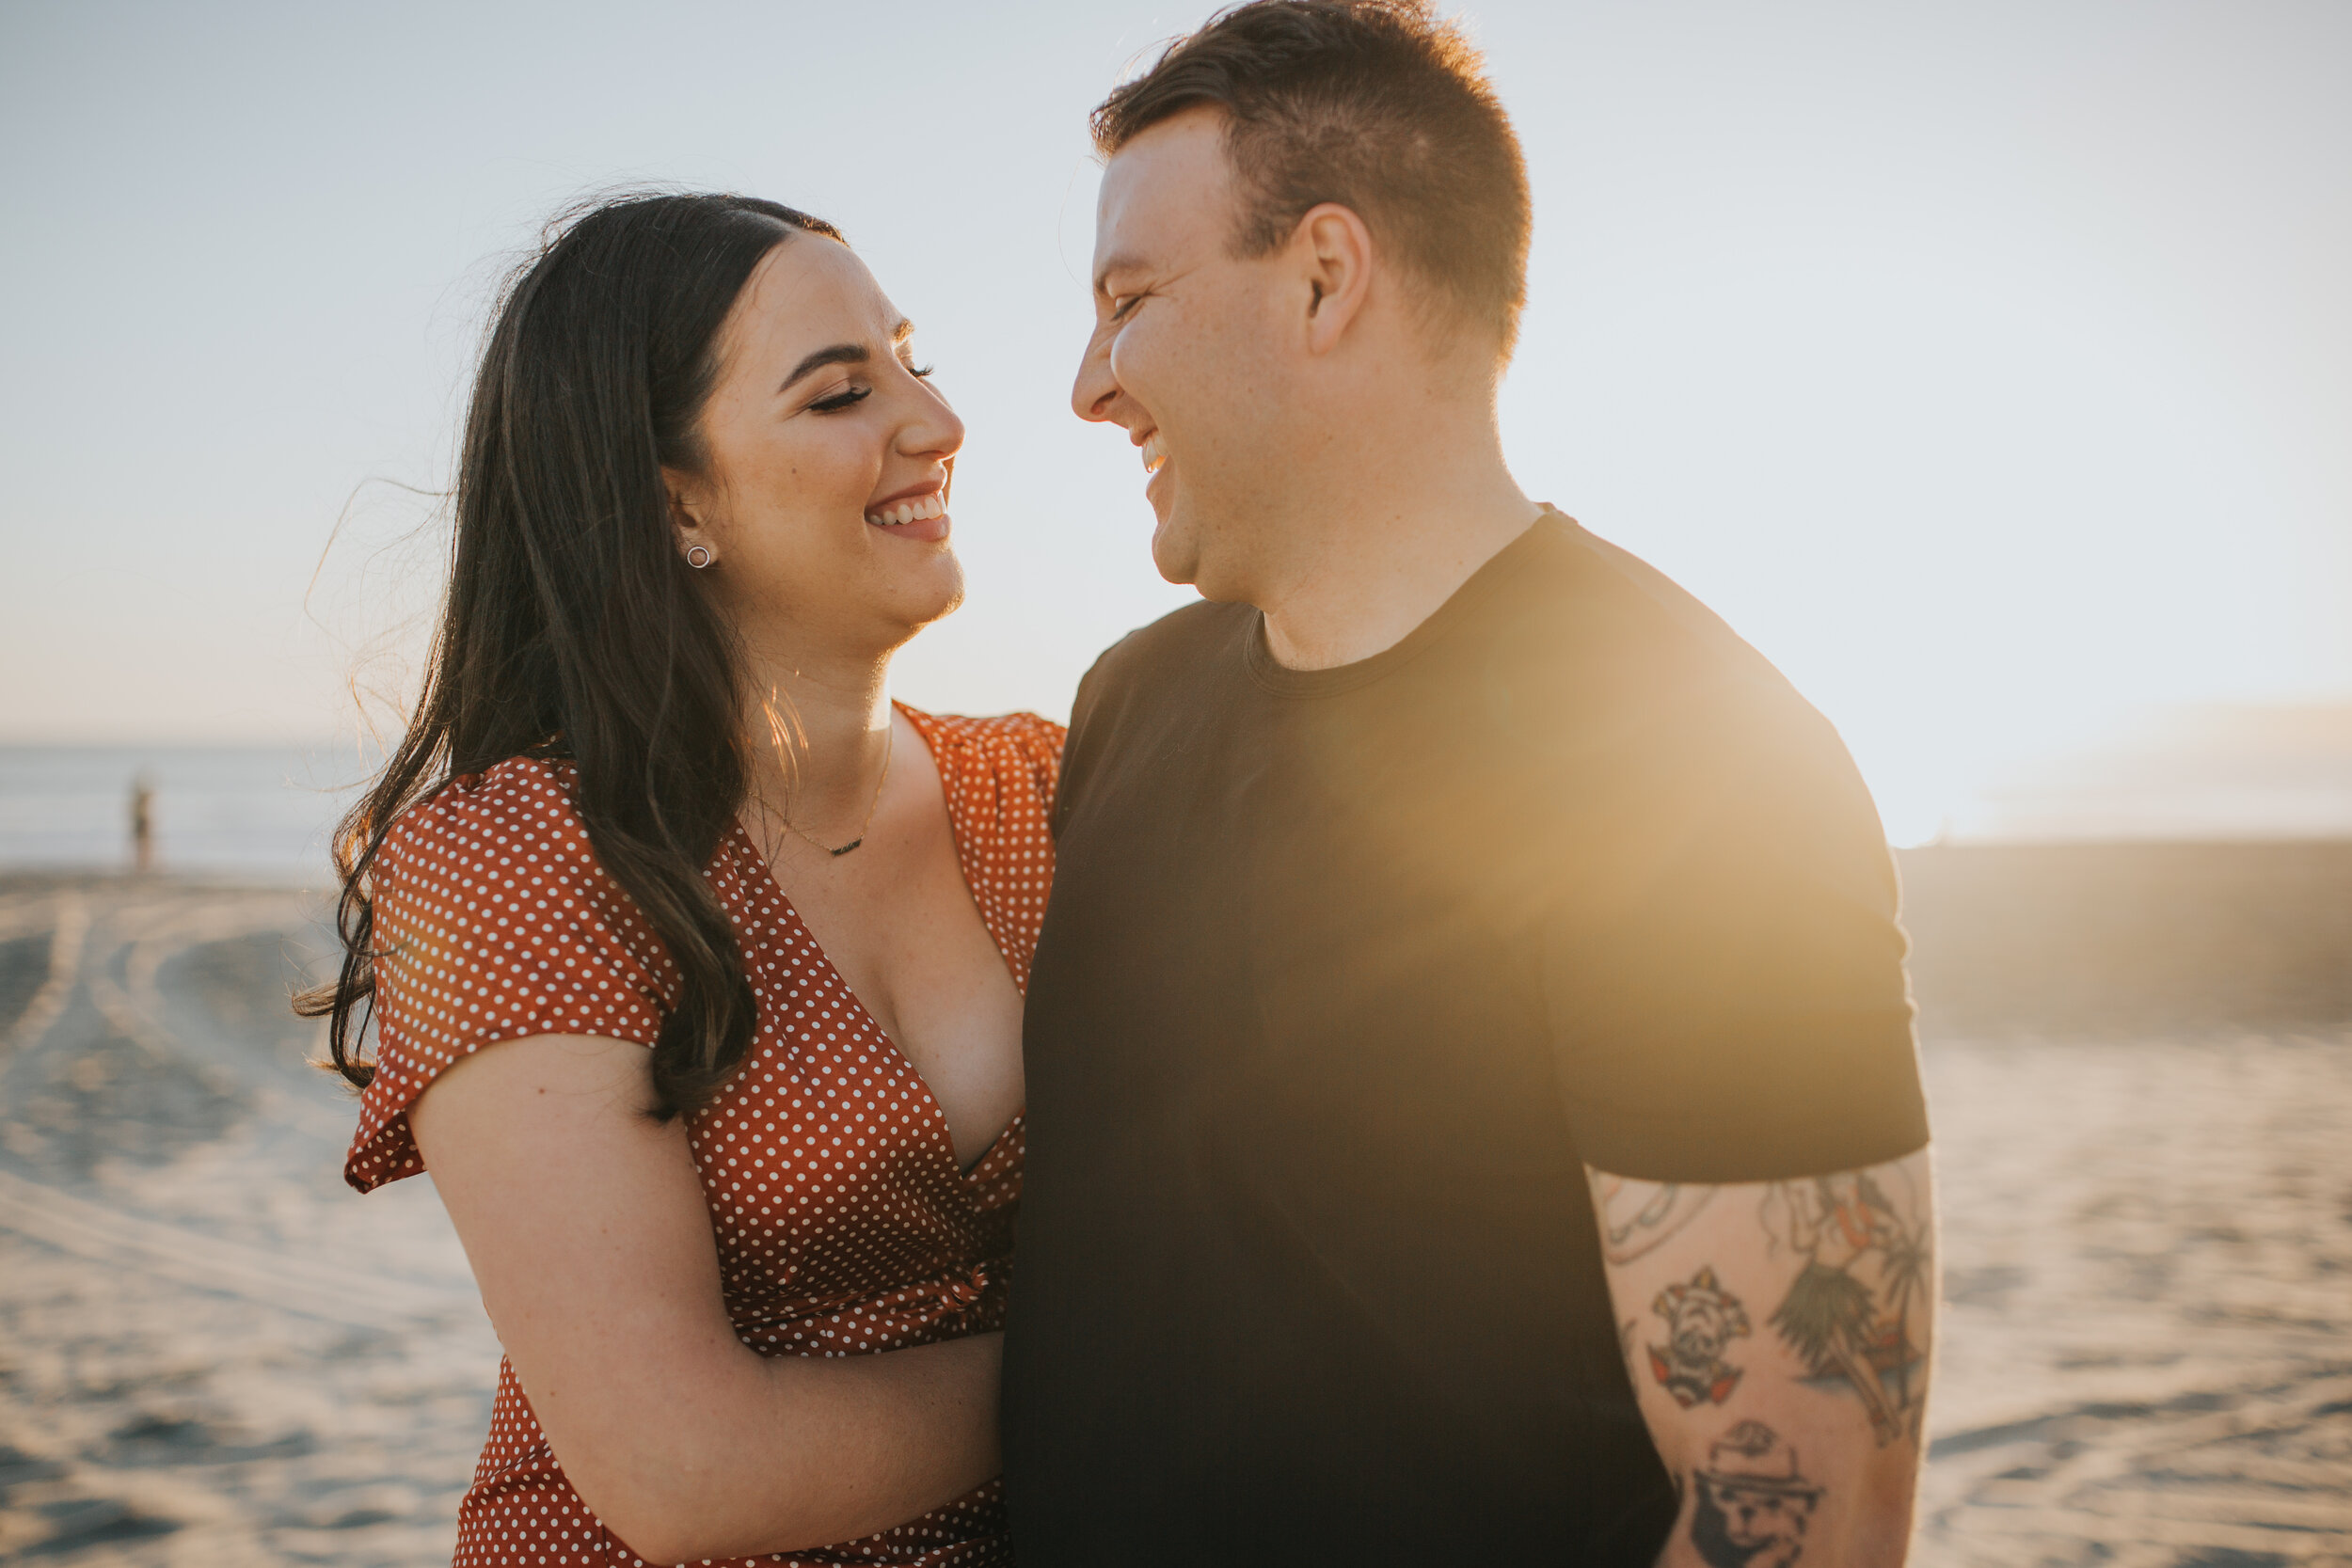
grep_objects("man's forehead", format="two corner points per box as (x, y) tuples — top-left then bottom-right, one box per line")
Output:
(1094, 107), (1232, 280)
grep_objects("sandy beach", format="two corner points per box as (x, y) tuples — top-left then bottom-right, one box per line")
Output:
(1, 857), (2347, 1564)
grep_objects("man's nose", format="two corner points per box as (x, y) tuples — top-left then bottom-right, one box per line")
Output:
(1072, 325), (1120, 424)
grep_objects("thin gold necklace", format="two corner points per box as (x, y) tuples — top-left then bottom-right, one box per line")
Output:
(782, 720), (893, 858)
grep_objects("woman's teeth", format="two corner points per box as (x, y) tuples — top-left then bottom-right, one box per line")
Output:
(866, 493), (947, 527)
(1140, 432), (1168, 476)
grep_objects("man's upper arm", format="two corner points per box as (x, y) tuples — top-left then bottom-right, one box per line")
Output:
(1524, 578), (1939, 1559)
(1589, 1149), (1936, 1567)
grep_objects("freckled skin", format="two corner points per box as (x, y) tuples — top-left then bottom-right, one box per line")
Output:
(671, 238), (968, 657)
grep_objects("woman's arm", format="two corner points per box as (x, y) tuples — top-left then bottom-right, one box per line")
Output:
(409, 1032), (1001, 1563)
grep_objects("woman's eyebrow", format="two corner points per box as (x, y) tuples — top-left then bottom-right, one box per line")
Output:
(779, 342), (866, 393)
(777, 321), (916, 394)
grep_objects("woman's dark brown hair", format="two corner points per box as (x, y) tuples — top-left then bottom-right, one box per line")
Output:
(297, 191), (842, 1119)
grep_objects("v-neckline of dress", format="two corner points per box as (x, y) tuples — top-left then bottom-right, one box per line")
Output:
(728, 702), (1025, 1182)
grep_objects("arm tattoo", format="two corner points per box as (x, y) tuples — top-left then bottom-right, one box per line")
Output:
(1590, 1170), (1717, 1263)
(1689, 1420), (1823, 1568)
(1758, 1169), (1932, 1446)
(1647, 1265), (1751, 1407)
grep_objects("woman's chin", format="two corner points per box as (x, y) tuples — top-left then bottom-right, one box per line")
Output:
(881, 558), (966, 638)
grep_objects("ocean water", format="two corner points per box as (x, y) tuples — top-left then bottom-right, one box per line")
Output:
(7, 705), (2349, 881)
(0, 745), (368, 882)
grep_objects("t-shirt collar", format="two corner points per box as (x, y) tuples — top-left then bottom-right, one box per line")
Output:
(1242, 505), (1572, 698)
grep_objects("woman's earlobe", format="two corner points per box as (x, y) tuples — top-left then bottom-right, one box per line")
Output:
(666, 485), (716, 568)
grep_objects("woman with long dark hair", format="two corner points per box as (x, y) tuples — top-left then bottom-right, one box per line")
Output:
(302, 192), (1054, 1565)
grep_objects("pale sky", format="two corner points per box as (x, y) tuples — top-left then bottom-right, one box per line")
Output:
(4, 0), (2347, 843)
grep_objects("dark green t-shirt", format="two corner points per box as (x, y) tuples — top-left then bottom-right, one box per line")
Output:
(1004, 512), (1929, 1565)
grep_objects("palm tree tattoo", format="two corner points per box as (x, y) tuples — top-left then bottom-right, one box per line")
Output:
(1759, 1171), (1931, 1445)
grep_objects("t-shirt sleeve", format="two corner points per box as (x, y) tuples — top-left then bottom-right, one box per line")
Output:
(1540, 673), (1930, 1185)
(1052, 629), (1145, 841)
(343, 760), (675, 1193)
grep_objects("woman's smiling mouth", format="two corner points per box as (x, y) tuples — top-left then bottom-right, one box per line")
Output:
(866, 492), (947, 527)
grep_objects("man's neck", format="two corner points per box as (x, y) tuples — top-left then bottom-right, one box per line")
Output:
(1254, 433), (1541, 673)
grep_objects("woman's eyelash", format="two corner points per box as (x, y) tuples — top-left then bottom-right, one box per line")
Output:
(810, 362), (930, 411)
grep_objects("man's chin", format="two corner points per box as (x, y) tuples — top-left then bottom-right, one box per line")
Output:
(1149, 510), (1200, 588)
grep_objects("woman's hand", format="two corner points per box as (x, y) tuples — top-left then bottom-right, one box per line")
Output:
(410, 1032), (1001, 1563)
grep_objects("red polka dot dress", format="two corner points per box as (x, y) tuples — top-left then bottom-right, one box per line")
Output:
(345, 705), (1063, 1567)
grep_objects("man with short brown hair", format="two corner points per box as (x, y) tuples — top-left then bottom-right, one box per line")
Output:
(1006, 5), (1936, 1562)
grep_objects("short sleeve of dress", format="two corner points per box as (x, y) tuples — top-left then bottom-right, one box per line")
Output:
(899, 706), (1065, 994)
(992, 710), (1068, 823)
(1538, 664), (1930, 1187)
(343, 757), (675, 1193)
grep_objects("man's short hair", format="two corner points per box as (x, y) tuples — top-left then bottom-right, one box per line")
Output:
(1092, 0), (1531, 357)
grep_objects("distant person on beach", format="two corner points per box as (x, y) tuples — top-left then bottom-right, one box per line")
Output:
(305, 194), (1049, 1565)
(1002, 4), (1938, 1565)
(128, 771), (153, 875)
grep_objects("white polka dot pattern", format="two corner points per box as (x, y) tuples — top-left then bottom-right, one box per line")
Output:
(345, 705), (1064, 1567)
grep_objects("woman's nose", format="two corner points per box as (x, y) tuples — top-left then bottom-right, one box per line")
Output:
(905, 386), (966, 460)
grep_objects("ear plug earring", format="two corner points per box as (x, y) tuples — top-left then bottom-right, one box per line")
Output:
(686, 545), (714, 569)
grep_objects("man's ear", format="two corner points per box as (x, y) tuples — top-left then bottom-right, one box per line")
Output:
(1292, 202), (1375, 356)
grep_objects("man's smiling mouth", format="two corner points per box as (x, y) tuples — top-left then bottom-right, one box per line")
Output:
(1139, 431), (1168, 475)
